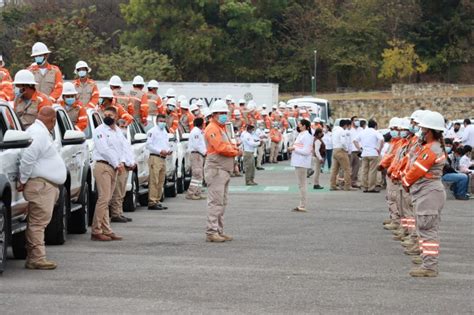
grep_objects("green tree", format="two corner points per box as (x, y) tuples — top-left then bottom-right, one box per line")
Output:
(378, 40), (428, 81)
(93, 45), (178, 81)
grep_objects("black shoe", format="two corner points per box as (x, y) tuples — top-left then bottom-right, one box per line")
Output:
(121, 215), (132, 222)
(256, 167), (265, 170)
(148, 204), (167, 210)
(367, 190), (380, 193)
(111, 216), (128, 223)
(455, 195), (469, 200)
(313, 185), (324, 189)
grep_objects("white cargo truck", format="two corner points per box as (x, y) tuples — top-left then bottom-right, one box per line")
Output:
(92, 81), (279, 107)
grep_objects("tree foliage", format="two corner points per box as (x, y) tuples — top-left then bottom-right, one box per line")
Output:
(378, 40), (428, 81)
(0, 0), (472, 91)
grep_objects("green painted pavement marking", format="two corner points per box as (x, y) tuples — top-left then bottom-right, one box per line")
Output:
(264, 186), (290, 192)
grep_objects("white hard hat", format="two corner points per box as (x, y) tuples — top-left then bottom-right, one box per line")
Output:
(210, 100), (229, 113)
(286, 103), (293, 109)
(398, 118), (411, 130)
(272, 105), (277, 109)
(225, 94), (232, 101)
(279, 101), (286, 108)
(247, 100), (257, 111)
(276, 111), (283, 116)
(313, 117), (321, 123)
(178, 95), (187, 102)
(132, 75), (145, 86)
(180, 99), (190, 109)
(62, 82), (78, 95)
(0, 55), (3, 62)
(233, 109), (241, 116)
(167, 98), (177, 106)
(196, 99), (205, 107)
(13, 70), (37, 85)
(388, 117), (400, 129)
(74, 60), (91, 73)
(202, 107), (212, 118)
(261, 110), (268, 115)
(109, 75), (123, 87)
(238, 98), (246, 105)
(166, 88), (176, 98)
(31, 42), (51, 57)
(99, 87), (114, 98)
(418, 111), (445, 131)
(410, 110), (424, 123)
(147, 80), (159, 89)
(189, 103), (199, 112)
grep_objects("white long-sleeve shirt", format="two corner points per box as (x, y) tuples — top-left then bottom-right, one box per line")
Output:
(291, 130), (313, 169)
(92, 124), (125, 168)
(322, 131), (333, 150)
(118, 130), (135, 167)
(332, 126), (349, 151)
(188, 126), (207, 156)
(241, 130), (260, 152)
(355, 127), (383, 157)
(146, 125), (171, 156)
(20, 120), (67, 185)
(461, 124), (474, 147)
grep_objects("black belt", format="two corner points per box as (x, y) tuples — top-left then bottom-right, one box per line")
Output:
(150, 153), (166, 159)
(191, 151), (206, 157)
(96, 160), (114, 168)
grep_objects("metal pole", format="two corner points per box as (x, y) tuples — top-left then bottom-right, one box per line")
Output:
(311, 76), (315, 94)
(314, 50), (317, 94)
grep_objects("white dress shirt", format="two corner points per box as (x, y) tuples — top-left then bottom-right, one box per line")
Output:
(459, 155), (473, 173)
(92, 124), (125, 168)
(332, 126), (349, 151)
(291, 130), (313, 169)
(188, 126), (207, 156)
(355, 127), (383, 157)
(20, 120), (67, 185)
(445, 127), (463, 140)
(118, 131), (135, 167)
(241, 130), (260, 152)
(461, 124), (474, 147)
(322, 131), (333, 150)
(349, 127), (362, 152)
(146, 125), (171, 155)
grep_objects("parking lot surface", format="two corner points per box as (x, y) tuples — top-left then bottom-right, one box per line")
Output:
(1, 161), (472, 314)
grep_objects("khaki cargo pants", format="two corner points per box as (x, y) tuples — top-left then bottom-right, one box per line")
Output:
(187, 153), (204, 197)
(361, 156), (379, 191)
(350, 151), (361, 185)
(110, 170), (129, 218)
(205, 168), (230, 235)
(243, 151), (255, 184)
(385, 176), (400, 222)
(256, 145), (264, 168)
(313, 158), (322, 186)
(148, 155), (166, 206)
(295, 167), (308, 209)
(92, 162), (116, 235)
(270, 142), (279, 162)
(24, 178), (59, 263)
(330, 148), (351, 189)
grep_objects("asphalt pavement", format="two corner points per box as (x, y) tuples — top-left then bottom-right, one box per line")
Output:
(1, 161), (473, 314)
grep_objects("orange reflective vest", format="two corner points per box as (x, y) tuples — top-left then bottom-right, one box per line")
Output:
(60, 101), (88, 131)
(74, 78), (99, 109)
(402, 140), (446, 187)
(0, 67), (14, 101)
(205, 119), (239, 157)
(28, 63), (63, 101)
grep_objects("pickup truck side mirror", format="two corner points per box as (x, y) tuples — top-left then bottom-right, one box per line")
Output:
(132, 133), (147, 144)
(62, 130), (86, 146)
(0, 130), (32, 149)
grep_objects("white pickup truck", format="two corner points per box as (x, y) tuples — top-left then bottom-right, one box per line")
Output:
(164, 129), (191, 198)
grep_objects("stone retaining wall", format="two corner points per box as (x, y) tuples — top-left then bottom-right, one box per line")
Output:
(331, 96), (474, 127)
(391, 83), (459, 97)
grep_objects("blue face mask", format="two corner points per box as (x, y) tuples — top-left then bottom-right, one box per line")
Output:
(15, 87), (24, 97)
(355, 121), (360, 127)
(158, 122), (166, 130)
(400, 130), (408, 138)
(34, 56), (45, 65)
(412, 125), (420, 133)
(78, 70), (87, 78)
(445, 147), (452, 154)
(218, 114), (228, 124)
(98, 98), (104, 105)
(64, 97), (75, 106)
(390, 130), (399, 138)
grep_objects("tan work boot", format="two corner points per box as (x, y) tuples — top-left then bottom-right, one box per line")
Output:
(219, 234), (233, 241)
(392, 233), (404, 241)
(404, 245), (421, 256)
(186, 195), (201, 200)
(206, 234), (226, 243)
(383, 219), (392, 225)
(292, 207), (307, 212)
(401, 239), (415, 247)
(411, 256), (422, 265)
(409, 267), (438, 277)
(25, 259), (57, 270)
(384, 222), (399, 230)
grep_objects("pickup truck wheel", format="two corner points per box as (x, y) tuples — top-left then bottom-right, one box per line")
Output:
(45, 186), (68, 245)
(124, 172), (138, 212)
(0, 202), (7, 273)
(165, 170), (178, 198)
(177, 163), (185, 194)
(69, 181), (89, 234)
(11, 230), (27, 260)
